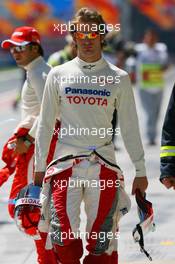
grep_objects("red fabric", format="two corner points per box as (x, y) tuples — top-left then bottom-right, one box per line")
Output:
(0, 125), (59, 263)
(0, 167), (15, 187)
(8, 143), (34, 218)
(18, 206), (41, 236)
(0, 121), (59, 189)
(1, 123), (59, 263)
(35, 232), (58, 264)
(86, 165), (118, 253)
(2, 124), (59, 217)
(83, 251), (118, 264)
(51, 167), (73, 245)
(53, 238), (83, 264)
(0, 127), (30, 187)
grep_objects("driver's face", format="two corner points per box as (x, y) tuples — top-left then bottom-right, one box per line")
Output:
(73, 21), (104, 62)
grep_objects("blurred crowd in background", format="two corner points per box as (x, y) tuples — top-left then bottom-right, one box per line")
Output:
(0, 0), (175, 66)
(0, 0), (174, 145)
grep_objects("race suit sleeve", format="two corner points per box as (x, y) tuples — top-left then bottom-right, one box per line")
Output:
(28, 118), (38, 138)
(117, 73), (146, 177)
(34, 69), (59, 171)
(28, 70), (48, 138)
(160, 84), (175, 181)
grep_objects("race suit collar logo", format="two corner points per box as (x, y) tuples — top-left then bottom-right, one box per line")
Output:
(75, 56), (106, 71)
(83, 64), (95, 70)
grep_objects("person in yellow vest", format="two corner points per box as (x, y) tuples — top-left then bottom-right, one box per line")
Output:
(135, 29), (168, 145)
(48, 34), (77, 67)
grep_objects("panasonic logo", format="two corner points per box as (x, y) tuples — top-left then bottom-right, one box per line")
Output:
(65, 87), (111, 97)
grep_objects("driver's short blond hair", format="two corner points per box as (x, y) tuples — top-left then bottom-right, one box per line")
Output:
(70, 7), (107, 36)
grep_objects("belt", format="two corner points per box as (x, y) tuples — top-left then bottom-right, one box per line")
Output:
(47, 150), (121, 171)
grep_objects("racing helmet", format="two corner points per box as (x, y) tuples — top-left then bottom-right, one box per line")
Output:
(14, 183), (41, 238)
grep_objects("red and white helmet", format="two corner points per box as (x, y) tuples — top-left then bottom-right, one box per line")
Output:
(14, 183), (41, 239)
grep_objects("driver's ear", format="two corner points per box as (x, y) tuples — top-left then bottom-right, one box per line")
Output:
(31, 44), (39, 54)
(72, 32), (77, 44)
(72, 32), (77, 48)
(100, 34), (105, 43)
(100, 34), (106, 47)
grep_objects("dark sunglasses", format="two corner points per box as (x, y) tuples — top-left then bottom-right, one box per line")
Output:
(10, 44), (31, 53)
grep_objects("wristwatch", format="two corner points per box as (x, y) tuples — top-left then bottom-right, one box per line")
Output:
(23, 138), (33, 148)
